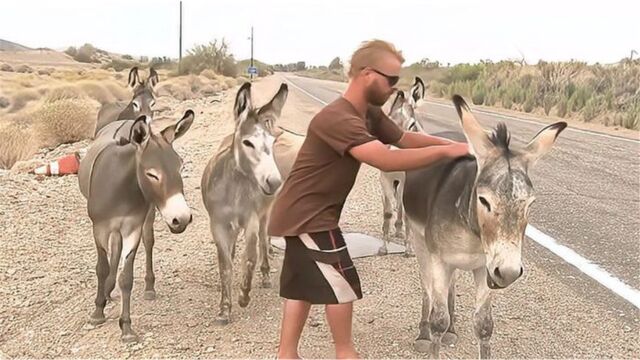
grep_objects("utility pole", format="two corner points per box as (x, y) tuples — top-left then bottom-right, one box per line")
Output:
(178, 1), (183, 74)
(250, 26), (254, 81)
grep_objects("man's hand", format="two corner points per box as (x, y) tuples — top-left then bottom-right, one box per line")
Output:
(350, 140), (471, 172)
(448, 142), (470, 158)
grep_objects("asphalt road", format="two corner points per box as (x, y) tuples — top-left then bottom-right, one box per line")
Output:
(279, 73), (640, 312)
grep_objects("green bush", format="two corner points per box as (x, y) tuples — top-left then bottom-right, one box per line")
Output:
(180, 39), (237, 76)
(523, 94), (535, 113)
(471, 82), (486, 105)
(556, 97), (568, 118)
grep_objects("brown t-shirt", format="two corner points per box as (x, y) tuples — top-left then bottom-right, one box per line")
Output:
(268, 97), (404, 236)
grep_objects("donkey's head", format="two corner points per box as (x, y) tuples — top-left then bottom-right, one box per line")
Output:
(126, 67), (159, 119)
(128, 110), (194, 233)
(453, 95), (566, 289)
(389, 77), (426, 132)
(232, 82), (288, 196)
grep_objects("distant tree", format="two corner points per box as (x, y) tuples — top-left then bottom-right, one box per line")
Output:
(328, 57), (342, 70)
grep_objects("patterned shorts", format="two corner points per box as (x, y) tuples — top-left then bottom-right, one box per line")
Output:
(280, 228), (362, 304)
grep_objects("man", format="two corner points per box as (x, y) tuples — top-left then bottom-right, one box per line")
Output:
(268, 40), (469, 359)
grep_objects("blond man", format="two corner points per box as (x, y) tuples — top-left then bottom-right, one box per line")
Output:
(269, 40), (468, 359)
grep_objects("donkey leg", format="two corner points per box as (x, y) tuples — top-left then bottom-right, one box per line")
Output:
(394, 179), (406, 240)
(211, 221), (236, 325)
(105, 231), (122, 301)
(403, 212), (415, 257)
(472, 268), (494, 359)
(258, 215), (272, 288)
(239, 217), (260, 308)
(442, 273), (459, 346)
(118, 229), (142, 343)
(412, 230), (432, 353)
(427, 258), (454, 359)
(379, 174), (394, 256)
(142, 208), (157, 300)
(89, 225), (110, 325)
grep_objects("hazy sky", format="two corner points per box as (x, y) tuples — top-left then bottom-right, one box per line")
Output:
(1, 0), (638, 66)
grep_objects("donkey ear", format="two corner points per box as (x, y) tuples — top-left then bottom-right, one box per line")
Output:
(409, 77), (426, 107)
(390, 90), (405, 114)
(234, 82), (252, 122)
(129, 115), (150, 146)
(452, 95), (493, 161)
(148, 67), (159, 87)
(259, 83), (288, 117)
(128, 67), (140, 88)
(162, 110), (195, 143)
(522, 122), (567, 168)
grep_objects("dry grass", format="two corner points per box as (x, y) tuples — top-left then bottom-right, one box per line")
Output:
(0, 117), (39, 169)
(156, 73), (236, 100)
(33, 96), (100, 148)
(7, 89), (40, 113)
(0, 63), (242, 169)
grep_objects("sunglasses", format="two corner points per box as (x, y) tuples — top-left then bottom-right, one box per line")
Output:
(365, 67), (400, 87)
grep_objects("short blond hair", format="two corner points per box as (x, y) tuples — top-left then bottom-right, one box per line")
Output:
(347, 39), (405, 78)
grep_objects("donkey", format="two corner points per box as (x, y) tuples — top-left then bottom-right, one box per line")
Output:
(201, 82), (287, 325)
(95, 67), (159, 136)
(403, 95), (566, 358)
(78, 110), (194, 342)
(378, 77), (426, 257)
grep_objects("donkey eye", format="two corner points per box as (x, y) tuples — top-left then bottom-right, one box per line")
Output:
(242, 140), (255, 149)
(146, 172), (159, 181)
(150, 100), (156, 108)
(479, 196), (491, 212)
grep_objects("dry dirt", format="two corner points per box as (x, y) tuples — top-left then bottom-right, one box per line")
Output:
(0, 76), (638, 359)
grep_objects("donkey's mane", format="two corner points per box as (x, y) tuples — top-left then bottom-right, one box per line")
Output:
(489, 122), (511, 153)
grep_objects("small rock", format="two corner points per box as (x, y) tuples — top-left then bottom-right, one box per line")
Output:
(82, 323), (95, 331)
(206, 346), (215, 353)
(623, 325), (632, 332)
(309, 320), (322, 327)
(7, 269), (16, 276)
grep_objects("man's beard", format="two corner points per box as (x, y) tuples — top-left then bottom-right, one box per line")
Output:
(366, 85), (389, 107)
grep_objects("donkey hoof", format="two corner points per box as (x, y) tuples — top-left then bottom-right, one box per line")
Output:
(144, 290), (157, 300)
(88, 315), (106, 326)
(403, 251), (415, 258)
(121, 332), (139, 343)
(442, 331), (458, 346)
(261, 279), (273, 289)
(395, 232), (406, 240)
(413, 339), (432, 353)
(238, 294), (251, 308)
(377, 247), (388, 256)
(214, 316), (230, 326)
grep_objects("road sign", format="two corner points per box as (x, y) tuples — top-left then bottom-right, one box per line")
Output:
(248, 66), (258, 75)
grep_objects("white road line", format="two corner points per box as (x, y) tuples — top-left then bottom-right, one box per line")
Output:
(426, 101), (640, 145)
(526, 226), (640, 309)
(284, 77), (331, 105)
(286, 74), (640, 310)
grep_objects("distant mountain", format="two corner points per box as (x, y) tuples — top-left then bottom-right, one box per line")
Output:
(0, 39), (32, 51)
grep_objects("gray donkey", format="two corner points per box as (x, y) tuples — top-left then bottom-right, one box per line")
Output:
(403, 95), (566, 358)
(95, 67), (159, 135)
(378, 77), (426, 256)
(78, 110), (194, 342)
(201, 82), (287, 325)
